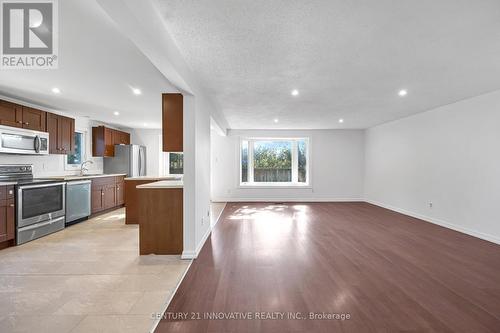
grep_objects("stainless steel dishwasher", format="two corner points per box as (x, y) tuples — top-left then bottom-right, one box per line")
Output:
(66, 180), (91, 225)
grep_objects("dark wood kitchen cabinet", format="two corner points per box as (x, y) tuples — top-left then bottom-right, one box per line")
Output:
(92, 126), (130, 157)
(21, 106), (46, 131)
(0, 185), (15, 247)
(113, 129), (130, 146)
(91, 185), (105, 214)
(0, 100), (46, 131)
(162, 93), (183, 152)
(46, 113), (75, 154)
(90, 176), (125, 214)
(115, 176), (124, 206)
(103, 184), (116, 209)
(0, 100), (22, 128)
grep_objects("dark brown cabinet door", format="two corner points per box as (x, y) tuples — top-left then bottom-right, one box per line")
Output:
(116, 183), (124, 206)
(104, 127), (114, 157)
(0, 198), (15, 243)
(0, 100), (23, 128)
(59, 116), (75, 154)
(91, 187), (104, 214)
(123, 132), (130, 145)
(103, 184), (116, 209)
(92, 126), (130, 157)
(162, 93), (183, 152)
(46, 113), (59, 154)
(116, 131), (130, 145)
(46, 113), (75, 154)
(22, 107), (46, 131)
(112, 130), (121, 145)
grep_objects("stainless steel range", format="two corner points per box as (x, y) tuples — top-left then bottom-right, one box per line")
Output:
(0, 165), (66, 244)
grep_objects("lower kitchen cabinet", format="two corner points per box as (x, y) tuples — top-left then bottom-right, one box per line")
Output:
(116, 179), (124, 206)
(90, 176), (125, 214)
(0, 186), (15, 247)
(103, 184), (116, 209)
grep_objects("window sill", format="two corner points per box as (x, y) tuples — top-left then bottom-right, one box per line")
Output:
(239, 183), (312, 189)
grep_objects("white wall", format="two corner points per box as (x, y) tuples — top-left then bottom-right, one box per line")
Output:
(179, 93), (216, 259)
(211, 129), (365, 201)
(130, 128), (162, 176)
(0, 116), (103, 176)
(364, 90), (500, 244)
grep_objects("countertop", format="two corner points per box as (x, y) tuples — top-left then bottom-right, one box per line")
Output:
(0, 181), (17, 186)
(46, 174), (127, 181)
(125, 176), (182, 181)
(136, 180), (183, 189)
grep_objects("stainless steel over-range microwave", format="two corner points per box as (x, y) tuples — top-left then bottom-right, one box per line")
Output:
(0, 125), (49, 155)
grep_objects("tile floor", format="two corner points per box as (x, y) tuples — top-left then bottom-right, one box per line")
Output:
(0, 208), (191, 333)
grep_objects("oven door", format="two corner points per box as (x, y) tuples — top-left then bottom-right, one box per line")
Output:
(17, 182), (66, 228)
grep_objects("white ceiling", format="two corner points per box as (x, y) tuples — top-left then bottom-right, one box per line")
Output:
(0, 0), (177, 129)
(157, 0), (500, 129)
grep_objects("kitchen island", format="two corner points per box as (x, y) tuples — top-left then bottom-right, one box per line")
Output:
(124, 176), (181, 224)
(136, 180), (183, 255)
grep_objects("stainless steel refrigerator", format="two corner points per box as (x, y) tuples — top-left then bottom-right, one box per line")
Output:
(103, 145), (146, 177)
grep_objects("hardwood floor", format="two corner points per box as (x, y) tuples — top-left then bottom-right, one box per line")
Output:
(155, 202), (500, 333)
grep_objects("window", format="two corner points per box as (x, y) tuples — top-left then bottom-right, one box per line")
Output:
(161, 152), (184, 175)
(240, 138), (309, 186)
(168, 153), (183, 174)
(65, 131), (86, 170)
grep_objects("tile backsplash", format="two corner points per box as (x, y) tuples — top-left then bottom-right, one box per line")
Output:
(0, 154), (103, 177)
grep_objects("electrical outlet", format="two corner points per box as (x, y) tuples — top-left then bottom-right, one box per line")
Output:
(429, 202), (433, 208)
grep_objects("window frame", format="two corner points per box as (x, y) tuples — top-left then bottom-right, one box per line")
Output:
(65, 130), (87, 171)
(239, 137), (311, 188)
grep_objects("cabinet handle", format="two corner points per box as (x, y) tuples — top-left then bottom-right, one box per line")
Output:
(9, 203), (14, 207)
(17, 120), (23, 124)
(8, 190), (13, 195)
(24, 122), (29, 125)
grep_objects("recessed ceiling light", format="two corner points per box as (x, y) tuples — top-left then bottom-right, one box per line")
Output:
(291, 89), (299, 96)
(113, 111), (120, 116)
(274, 118), (279, 123)
(338, 118), (344, 123)
(52, 87), (61, 94)
(398, 89), (408, 96)
(132, 88), (142, 95)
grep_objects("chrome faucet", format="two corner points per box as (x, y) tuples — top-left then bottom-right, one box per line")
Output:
(80, 160), (94, 176)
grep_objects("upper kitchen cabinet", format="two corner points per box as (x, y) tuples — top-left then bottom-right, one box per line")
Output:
(0, 100), (22, 128)
(162, 93), (183, 152)
(112, 129), (130, 146)
(21, 106), (46, 131)
(92, 126), (130, 157)
(0, 100), (46, 131)
(46, 113), (75, 154)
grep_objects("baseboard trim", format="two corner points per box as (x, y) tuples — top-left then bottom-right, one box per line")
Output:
(181, 227), (212, 260)
(149, 259), (193, 333)
(211, 197), (364, 203)
(181, 251), (196, 260)
(181, 203), (228, 260)
(365, 199), (500, 245)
